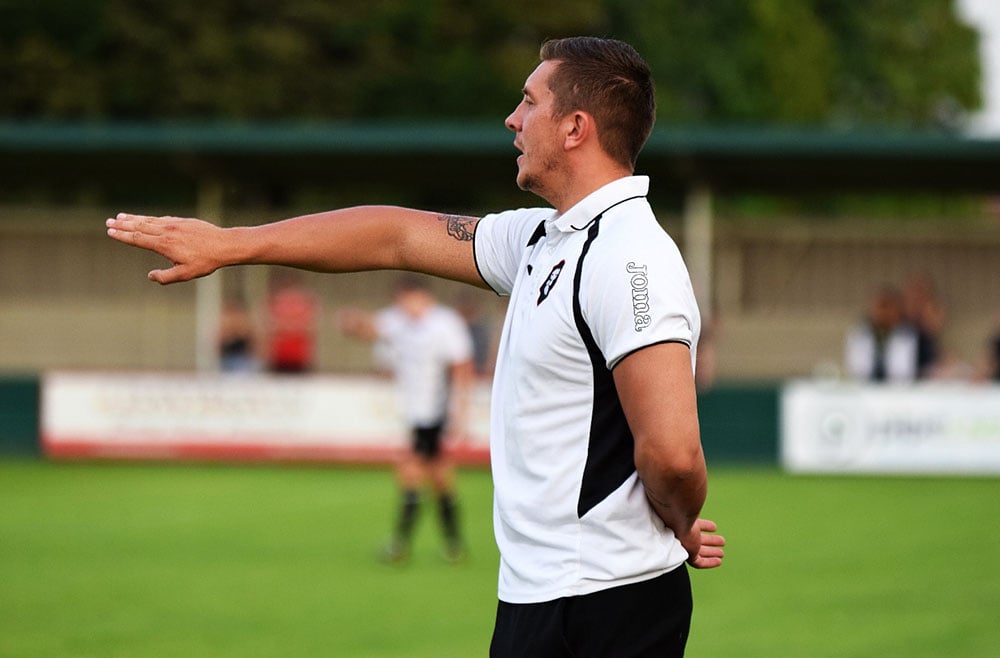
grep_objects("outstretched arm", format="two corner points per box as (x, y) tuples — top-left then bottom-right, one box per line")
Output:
(106, 206), (485, 287)
(614, 342), (725, 569)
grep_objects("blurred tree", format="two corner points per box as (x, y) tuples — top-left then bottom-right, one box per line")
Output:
(818, 0), (982, 128)
(610, 0), (980, 128)
(0, 0), (981, 127)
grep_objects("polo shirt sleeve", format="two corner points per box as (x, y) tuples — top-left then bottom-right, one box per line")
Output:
(474, 208), (549, 295)
(581, 233), (701, 371)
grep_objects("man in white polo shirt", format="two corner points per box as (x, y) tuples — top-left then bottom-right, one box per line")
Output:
(108, 36), (725, 657)
(476, 172), (700, 599)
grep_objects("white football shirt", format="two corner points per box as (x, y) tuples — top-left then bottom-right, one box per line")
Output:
(374, 305), (473, 427)
(474, 176), (701, 603)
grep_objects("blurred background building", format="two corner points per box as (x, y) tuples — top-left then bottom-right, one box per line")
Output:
(1, 0), (999, 384)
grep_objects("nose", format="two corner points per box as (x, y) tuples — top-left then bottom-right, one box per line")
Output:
(505, 107), (520, 133)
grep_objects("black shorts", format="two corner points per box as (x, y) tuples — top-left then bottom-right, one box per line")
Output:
(489, 566), (692, 658)
(412, 421), (445, 459)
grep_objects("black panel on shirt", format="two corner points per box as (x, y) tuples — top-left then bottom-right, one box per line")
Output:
(572, 219), (637, 519)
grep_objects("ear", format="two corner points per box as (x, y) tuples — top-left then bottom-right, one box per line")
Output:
(562, 111), (593, 151)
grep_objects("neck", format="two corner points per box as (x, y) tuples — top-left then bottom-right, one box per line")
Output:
(546, 156), (633, 214)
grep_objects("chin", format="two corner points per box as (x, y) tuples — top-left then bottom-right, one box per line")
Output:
(515, 164), (537, 190)
(514, 170), (530, 192)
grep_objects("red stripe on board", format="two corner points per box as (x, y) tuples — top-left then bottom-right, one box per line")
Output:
(41, 435), (490, 466)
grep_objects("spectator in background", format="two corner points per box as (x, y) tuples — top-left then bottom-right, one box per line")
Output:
(218, 294), (260, 373)
(845, 285), (919, 382)
(974, 309), (1000, 382)
(901, 273), (945, 378)
(265, 270), (318, 373)
(989, 326), (1000, 382)
(337, 276), (474, 564)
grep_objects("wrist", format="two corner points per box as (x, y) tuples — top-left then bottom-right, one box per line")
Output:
(645, 488), (698, 533)
(227, 226), (260, 266)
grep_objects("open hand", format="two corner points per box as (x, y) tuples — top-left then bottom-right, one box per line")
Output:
(106, 213), (225, 284)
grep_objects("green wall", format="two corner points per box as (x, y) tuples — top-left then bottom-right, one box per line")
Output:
(698, 383), (779, 464)
(0, 374), (40, 456)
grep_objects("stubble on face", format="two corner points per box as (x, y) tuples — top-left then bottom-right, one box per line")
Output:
(517, 154), (562, 198)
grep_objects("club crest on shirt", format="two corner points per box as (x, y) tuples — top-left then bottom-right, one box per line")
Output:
(537, 260), (566, 305)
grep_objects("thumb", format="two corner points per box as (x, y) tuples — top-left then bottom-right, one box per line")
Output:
(148, 265), (192, 285)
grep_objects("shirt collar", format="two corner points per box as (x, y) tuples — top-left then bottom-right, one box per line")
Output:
(548, 175), (650, 234)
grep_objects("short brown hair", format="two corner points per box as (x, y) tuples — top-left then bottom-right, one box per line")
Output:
(539, 37), (655, 170)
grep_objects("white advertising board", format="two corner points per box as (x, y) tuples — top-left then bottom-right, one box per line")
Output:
(42, 371), (491, 463)
(782, 380), (1000, 474)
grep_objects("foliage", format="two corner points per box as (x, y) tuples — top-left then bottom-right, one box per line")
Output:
(610, 0), (981, 127)
(0, 0), (982, 127)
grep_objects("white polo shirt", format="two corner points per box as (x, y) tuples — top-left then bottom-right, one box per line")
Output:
(474, 176), (701, 604)
(374, 305), (473, 427)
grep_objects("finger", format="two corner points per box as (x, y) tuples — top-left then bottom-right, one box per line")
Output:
(148, 268), (175, 285)
(696, 518), (718, 533)
(107, 213), (167, 236)
(107, 218), (160, 248)
(689, 556), (724, 569)
(107, 226), (146, 248)
(698, 544), (725, 558)
(148, 265), (191, 285)
(700, 533), (726, 547)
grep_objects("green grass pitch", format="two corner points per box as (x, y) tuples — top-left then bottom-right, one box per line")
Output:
(1, 460), (997, 657)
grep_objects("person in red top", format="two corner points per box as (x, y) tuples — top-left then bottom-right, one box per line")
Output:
(265, 270), (318, 373)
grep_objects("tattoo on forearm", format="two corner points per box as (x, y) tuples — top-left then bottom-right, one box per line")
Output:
(438, 214), (477, 242)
